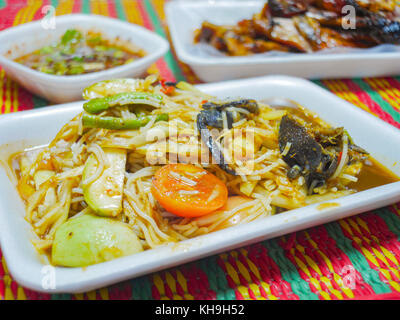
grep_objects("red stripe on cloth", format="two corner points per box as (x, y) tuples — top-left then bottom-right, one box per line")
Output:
(109, 282), (132, 300)
(1, 73), (7, 114)
(352, 292), (400, 300)
(341, 79), (400, 129)
(372, 78), (400, 106)
(180, 265), (217, 300)
(107, 0), (117, 18)
(382, 77), (400, 101)
(216, 244), (297, 300)
(358, 214), (400, 274)
(16, 84), (34, 111)
(0, 1), (27, 30)
(300, 228), (375, 297)
(339, 215), (400, 292)
(72, 0), (82, 13)
(32, 1), (46, 21)
(281, 228), (374, 300)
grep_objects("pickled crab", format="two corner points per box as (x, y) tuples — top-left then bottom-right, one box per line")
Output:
(196, 99), (260, 175)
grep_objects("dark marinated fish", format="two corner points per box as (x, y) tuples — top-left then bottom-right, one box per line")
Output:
(293, 16), (358, 50)
(279, 115), (338, 192)
(268, 0), (309, 18)
(194, 0), (400, 55)
(269, 18), (313, 52)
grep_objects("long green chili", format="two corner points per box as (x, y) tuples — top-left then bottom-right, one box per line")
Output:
(83, 92), (163, 114)
(82, 113), (168, 130)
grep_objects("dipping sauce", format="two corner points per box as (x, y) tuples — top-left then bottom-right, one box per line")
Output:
(349, 158), (400, 192)
(15, 29), (146, 75)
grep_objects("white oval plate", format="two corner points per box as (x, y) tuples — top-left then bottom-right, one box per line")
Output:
(0, 14), (169, 103)
(0, 75), (399, 293)
(166, 0), (400, 82)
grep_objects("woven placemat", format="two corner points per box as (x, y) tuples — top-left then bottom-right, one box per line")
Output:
(1, 0), (400, 300)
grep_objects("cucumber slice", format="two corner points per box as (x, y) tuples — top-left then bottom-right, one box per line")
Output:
(82, 148), (126, 217)
(52, 214), (143, 267)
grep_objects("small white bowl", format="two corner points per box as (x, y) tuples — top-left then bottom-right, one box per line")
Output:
(0, 14), (169, 103)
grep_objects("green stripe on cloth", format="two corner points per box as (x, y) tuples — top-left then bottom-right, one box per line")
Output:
(130, 276), (153, 300)
(143, 0), (186, 81)
(325, 222), (391, 294)
(50, 0), (59, 8)
(262, 239), (319, 300)
(51, 293), (72, 300)
(313, 79), (325, 89)
(353, 78), (400, 123)
(32, 95), (48, 109)
(81, 0), (91, 14)
(114, 0), (126, 21)
(375, 207), (400, 242)
(0, 0), (7, 9)
(198, 256), (235, 300)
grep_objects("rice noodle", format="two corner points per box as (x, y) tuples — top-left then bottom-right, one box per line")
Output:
(332, 134), (349, 179)
(82, 144), (106, 186)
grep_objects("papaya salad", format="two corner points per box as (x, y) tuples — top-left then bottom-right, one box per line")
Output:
(10, 76), (399, 267)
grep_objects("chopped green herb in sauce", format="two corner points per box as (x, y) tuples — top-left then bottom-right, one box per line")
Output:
(15, 29), (146, 76)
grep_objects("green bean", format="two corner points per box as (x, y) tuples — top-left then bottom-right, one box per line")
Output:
(83, 92), (163, 114)
(82, 113), (168, 130)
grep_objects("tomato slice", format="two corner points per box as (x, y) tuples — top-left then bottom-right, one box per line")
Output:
(151, 164), (228, 217)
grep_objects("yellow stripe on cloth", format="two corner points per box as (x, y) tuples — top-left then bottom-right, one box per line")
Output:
(99, 0), (109, 16)
(339, 219), (400, 292)
(175, 270), (194, 300)
(305, 232), (355, 299)
(365, 78), (400, 112)
(25, 0), (43, 24)
(90, 0), (108, 16)
(153, 273), (166, 298)
(122, 0), (143, 24)
(4, 77), (12, 114)
(12, 1), (28, 26)
(86, 290), (97, 300)
(0, 69), (4, 114)
(291, 242), (349, 300)
(13, 0), (43, 26)
(99, 287), (109, 300)
(153, 271), (194, 300)
(220, 251), (278, 300)
(56, 0), (75, 16)
(165, 272), (184, 300)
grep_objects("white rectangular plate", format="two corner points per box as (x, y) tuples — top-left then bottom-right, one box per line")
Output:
(0, 14), (169, 103)
(1, 75), (400, 293)
(166, 1), (400, 82)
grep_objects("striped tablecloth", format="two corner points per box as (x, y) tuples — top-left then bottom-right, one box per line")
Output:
(1, 0), (400, 300)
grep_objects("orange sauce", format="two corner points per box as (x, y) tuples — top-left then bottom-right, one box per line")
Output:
(350, 158), (400, 192)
